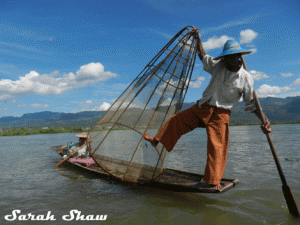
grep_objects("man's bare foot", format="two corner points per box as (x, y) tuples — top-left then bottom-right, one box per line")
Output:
(198, 179), (222, 190)
(210, 184), (222, 190)
(143, 133), (158, 147)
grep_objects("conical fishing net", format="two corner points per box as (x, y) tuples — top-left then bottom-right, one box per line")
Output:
(87, 26), (198, 183)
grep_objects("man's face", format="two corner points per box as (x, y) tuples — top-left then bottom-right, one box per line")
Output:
(79, 138), (86, 144)
(223, 54), (242, 71)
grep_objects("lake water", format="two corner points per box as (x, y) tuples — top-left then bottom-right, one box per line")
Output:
(0, 124), (300, 224)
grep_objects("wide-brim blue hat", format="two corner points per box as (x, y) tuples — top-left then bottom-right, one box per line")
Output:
(215, 39), (252, 60)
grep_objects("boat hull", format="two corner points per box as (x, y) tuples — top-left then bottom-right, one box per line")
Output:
(51, 145), (238, 193)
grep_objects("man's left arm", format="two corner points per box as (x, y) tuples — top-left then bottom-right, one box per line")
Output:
(243, 76), (272, 134)
(253, 109), (272, 134)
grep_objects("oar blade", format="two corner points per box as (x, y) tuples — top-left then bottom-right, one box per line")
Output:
(282, 184), (300, 218)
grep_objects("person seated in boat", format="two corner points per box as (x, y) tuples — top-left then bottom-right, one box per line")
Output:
(65, 133), (90, 159)
(144, 27), (271, 190)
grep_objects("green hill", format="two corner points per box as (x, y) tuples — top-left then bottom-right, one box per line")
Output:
(0, 96), (299, 129)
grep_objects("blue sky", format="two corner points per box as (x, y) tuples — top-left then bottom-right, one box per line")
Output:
(0, 0), (300, 117)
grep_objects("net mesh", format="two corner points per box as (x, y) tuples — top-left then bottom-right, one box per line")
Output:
(87, 26), (197, 182)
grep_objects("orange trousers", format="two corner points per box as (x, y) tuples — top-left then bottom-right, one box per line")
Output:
(155, 103), (231, 185)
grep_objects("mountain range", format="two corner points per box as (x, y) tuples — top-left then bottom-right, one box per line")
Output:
(0, 96), (299, 129)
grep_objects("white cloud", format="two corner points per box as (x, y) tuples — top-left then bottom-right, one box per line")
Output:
(0, 94), (11, 101)
(203, 35), (231, 50)
(0, 41), (46, 54)
(1, 20), (55, 43)
(93, 102), (111, 111)
(256, 84), (291, 97)
(201, 15), (259, 35)
(293, 77), (300, 86)
(12, 103), (49, 108)
(285, 59), (300, 66)
(281, 73), (293, 78)
(17, 103), (27, 108)
(250, 48), (257, 54)
(248, 70), (269, 81)
(76, 62), (117, 82)
(240, 29), (258, 44)
(256, 75), (300, 97)
(160, 97), (173, 106)
(30, 104), (48, 108)
(189, 76), (205, 88)
(79, 100), (96, 109)
(116, 100), (144, 109)
(201, 29), (258, 52)
(0, 62), (118, 101)
(278, 91), (300, 98)
(149, 29), (173, 39)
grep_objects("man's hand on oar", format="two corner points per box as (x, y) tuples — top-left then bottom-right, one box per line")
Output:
(261, 115), (272, 134)
(254, 109), (272, 134)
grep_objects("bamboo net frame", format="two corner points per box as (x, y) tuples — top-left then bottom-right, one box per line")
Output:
(87, 26), (198, 183)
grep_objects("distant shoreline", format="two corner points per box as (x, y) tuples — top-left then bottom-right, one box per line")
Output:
(1, 121), (300, 137)
(0, 127), (90, 137)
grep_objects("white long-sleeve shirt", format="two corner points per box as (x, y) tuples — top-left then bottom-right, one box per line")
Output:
(197, 55), (256, 112)
(69, 143), (88, 158)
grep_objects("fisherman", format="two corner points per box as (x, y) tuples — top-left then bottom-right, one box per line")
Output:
(144, 28), (271, 190)
(63, 133), (89, 159)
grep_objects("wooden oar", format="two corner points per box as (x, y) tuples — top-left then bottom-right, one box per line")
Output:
(241, 56), (300, 218)
(55, 145), (85, 167)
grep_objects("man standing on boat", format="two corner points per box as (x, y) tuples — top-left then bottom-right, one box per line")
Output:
(144, 28), (271, 190)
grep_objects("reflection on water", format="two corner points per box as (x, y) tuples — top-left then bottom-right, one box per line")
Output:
(0, 124), (299, 224)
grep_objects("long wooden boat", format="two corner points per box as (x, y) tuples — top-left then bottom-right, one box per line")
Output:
(52, 145), (239, 193)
